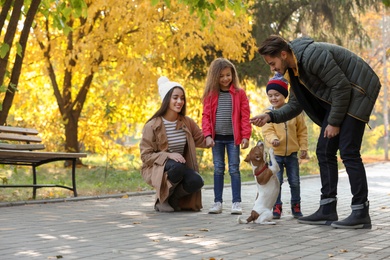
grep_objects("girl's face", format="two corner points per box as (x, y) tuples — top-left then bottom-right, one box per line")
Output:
(267, 89), (286, 109)
(219, 67), (233, 90)
(168, 87), (185, 115)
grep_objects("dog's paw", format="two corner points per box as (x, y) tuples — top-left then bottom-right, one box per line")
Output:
(237, 216), (248, 224)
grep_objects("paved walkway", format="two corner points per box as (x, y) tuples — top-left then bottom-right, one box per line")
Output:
(0, 162), (389, 260)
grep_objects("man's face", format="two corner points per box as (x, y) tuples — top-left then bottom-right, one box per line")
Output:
(263, 52), (289, 75)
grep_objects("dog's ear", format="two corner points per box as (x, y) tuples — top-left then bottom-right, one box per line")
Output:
(244, 150), (251, 162)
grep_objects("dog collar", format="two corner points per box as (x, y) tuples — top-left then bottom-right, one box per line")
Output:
(254, 163), (268, 176)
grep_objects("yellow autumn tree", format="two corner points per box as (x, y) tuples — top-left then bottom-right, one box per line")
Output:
(354, 7), (390, 157)
(9, 0), (256, 164)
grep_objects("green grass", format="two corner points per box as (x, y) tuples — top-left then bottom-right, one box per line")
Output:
(0, 155), (321, 202)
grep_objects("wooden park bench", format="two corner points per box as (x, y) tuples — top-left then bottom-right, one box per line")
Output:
(0, 125), (87, 199)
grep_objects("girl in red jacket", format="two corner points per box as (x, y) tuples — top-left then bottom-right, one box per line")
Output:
(202, 58), (252, 215)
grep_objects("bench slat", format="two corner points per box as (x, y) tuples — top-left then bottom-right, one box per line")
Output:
(0, 143), (45, 150)
(0, 133), (42, 143)
(0, 126), (39, 135)
(0, 150), (87, 160)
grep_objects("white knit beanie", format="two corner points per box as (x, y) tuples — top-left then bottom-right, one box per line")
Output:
(157, 76), (185, 101)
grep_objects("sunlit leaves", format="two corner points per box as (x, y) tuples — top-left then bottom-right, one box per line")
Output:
(12, 0), (254, 156)
(152, 0), (248, 27)
(0, 43), (10, 58)
(39, 0), (87, 34)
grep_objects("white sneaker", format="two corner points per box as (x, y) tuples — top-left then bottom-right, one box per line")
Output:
(231, 202), (242, 215)
(208, 202), (222, 214)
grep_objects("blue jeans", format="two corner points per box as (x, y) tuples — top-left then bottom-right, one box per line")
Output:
(212, 139), (241, 203)
(274, 152), (301, 206)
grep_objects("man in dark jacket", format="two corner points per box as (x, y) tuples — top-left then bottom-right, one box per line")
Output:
(251, 35), (381, 229)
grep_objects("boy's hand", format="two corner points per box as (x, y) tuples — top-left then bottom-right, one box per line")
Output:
(300, 150), (308, 159)
(271, 139), (280, 147)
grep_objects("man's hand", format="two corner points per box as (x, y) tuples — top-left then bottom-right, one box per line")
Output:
(250, 114), (271, 127)
(324, 125), (340, 139)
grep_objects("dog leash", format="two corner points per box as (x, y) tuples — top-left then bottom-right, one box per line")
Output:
(254, 163), (268, 176)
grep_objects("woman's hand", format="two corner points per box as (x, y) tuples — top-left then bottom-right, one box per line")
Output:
(206, 136), (215, 148)
(167, 153), (186, 164)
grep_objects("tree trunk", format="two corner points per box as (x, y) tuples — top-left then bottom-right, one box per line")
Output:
(64, 110), (80, 153)
(0, 0), (13, 32)
(0, 0), (23, 124)
(0, 0), (41, 125)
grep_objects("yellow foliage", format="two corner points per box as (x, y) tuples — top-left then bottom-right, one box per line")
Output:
(9, 0), (256, 157)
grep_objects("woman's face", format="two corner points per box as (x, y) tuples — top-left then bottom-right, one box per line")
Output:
(168, 87), (185, 114)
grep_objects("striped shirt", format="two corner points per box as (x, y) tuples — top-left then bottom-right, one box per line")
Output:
(162, 118), (187, 155)
(215, 90), (233, 135)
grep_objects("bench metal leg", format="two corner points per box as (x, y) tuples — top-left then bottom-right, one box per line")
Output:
(71, 158), (78, 197)
(32, 165), (37, 199)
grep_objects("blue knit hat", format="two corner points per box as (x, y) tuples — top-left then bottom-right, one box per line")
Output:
(266, 73), (289, 98)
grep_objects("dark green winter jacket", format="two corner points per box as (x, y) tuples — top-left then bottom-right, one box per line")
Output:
(270, 37), (381, 127)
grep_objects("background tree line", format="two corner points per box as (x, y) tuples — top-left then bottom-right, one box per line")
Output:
(0, 0), (388, 171)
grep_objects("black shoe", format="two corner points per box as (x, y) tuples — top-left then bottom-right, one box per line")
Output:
(331, 201), (371, 229)
(298, 198), (338, 225)
(291, 203), (303, 219)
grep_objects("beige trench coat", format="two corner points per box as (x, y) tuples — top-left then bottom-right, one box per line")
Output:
(139, 115), (207, 211)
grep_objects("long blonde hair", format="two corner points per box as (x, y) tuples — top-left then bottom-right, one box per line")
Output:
(202, 58), (240, 101)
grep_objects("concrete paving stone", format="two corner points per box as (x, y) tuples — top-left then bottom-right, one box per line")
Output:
(0, 162), (389, 259)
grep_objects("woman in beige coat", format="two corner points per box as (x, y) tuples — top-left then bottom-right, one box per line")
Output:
(140, 76), (207, 212)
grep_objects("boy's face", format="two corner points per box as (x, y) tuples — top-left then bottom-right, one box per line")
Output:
(267, 89), (285, 109)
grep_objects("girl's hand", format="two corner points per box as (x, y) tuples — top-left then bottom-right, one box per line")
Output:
(168, 153), (186, 164)
(241, 138), (249, 149)
(206, 136), (215, 148)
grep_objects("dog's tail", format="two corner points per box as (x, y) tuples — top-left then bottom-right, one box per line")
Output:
(237, 216), (248, 224)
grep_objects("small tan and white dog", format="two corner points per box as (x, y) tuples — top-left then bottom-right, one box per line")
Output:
(238, 141), (280, 225)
